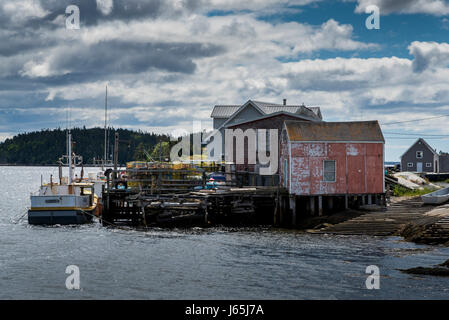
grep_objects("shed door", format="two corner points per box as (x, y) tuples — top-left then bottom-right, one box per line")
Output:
(347, 156), (365, 194)
(417, 162), (423, 172)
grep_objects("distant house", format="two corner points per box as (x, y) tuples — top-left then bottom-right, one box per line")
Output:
(440, 153), (449, 173)
(400, 138), (439, 173)
(280, 120), (385, 197)
(204, 99), (323, 161)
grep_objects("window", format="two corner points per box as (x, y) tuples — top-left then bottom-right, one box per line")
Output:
(416, 151), (423, 159)
(426, 163), (432, 168)
(407, 163), (413, 167)
(323, 160), (336, 182)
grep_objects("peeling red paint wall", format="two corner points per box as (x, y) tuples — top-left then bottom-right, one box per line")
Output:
(283, 141), (384, 196)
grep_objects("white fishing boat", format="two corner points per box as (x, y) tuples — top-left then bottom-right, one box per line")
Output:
(28, 131), (100, 225)
(421, 187), (449, 205)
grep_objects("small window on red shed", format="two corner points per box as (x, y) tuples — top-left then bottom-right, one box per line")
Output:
(323, 160), (336, 182)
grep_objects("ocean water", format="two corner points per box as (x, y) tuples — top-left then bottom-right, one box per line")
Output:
(1, 166), (449, 300)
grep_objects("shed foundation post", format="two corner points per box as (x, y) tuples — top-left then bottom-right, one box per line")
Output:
(280, 196), (285, 225)
(289, 196), (296, 227)
(318, 196), (323, 216)
(310, 197), (315, 216)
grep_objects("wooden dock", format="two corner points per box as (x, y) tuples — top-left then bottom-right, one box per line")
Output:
(309, 198), (449, 237)
(101, 186), (285, 227)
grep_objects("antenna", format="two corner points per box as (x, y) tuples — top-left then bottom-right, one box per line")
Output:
(104, 85), (108, 165)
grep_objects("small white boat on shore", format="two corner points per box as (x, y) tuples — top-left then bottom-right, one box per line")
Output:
(421, 187), (449, 205)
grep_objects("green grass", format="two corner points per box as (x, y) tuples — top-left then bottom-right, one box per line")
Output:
(392, 185), (436, 197)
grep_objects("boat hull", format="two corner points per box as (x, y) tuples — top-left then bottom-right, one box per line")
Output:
(28, 209), (94, 225)
(421, 187), (449, 205)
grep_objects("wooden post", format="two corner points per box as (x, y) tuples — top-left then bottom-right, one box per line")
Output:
(318, 196), (323, 216)
(290, 196), (296, 227)
(345, 195), (349, 210)
(280, 196), (285, 225)
(310, 197), (315, 216)
(273, 196), (278, 226)
(368, 194), (372, 205)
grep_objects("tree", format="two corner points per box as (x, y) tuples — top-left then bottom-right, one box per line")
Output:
(0, 127), (170, 165)
(151, 141), (171, 161)
(133, 142), (152, 161)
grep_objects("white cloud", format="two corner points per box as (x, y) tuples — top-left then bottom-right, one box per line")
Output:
(60, 14), (376, 58)
(96, 0), (114, 16)
(408, 41), (449, 72)
(0, 132), (13, 143)
(1, 0), (49, 23)
(207, 0), (321, 11)
(3, 1), (449, 162)
(353, 0), (449, 16)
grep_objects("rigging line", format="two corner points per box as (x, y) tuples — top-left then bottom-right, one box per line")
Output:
(383, 132), (449, 137)
(381, 113), (449, 125)
(384, 136), (449, 140)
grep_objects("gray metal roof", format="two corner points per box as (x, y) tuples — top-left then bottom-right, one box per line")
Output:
(308, 107), (322, 119)
(211, 100), (322, 120)
(226, 110), (321, 128)
(210, 105), (240, 118)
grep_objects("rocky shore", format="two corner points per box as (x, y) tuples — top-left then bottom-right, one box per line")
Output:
(399, 260), (449, 277)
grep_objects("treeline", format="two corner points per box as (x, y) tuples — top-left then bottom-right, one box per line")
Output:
(0, 127), (172, 165)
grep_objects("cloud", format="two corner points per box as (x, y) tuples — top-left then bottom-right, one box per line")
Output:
(442, 17), (449, 29)
(353, 0), (449, 16)
(408, 41), (449, 72)
(206, 0), (321, 11)
(0, 0), (49, 24)
(96, 0), (113, 15)
(19, 41), (224, 82)
(2, 0), (449, 162)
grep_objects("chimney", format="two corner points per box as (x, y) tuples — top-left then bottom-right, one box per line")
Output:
(283, 98), (287, 106)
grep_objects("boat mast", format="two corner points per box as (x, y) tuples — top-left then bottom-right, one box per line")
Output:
(68, 130), (73, 185)
(104, 85), (108, 167)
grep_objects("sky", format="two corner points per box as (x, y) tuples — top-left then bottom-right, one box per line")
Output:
(1, 0), (449, 161)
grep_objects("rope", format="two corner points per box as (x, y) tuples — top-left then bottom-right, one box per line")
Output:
(11, 210), (28, 224)
(79, 209), (134, 231)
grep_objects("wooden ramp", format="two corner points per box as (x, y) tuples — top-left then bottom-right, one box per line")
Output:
(421, 216), (449, 241)
(310, 198), (436, 236)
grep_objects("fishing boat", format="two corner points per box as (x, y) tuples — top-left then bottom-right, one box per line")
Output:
(28, 131), (100, 225)
(421, 187), (449, 205)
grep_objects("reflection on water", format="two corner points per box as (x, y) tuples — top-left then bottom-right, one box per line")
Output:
(1, 166), (449, 299)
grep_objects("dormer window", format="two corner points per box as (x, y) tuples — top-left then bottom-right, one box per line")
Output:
(416, 151), (423, 159)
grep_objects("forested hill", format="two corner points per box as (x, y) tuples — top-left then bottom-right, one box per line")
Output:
(0, 127), (171, 165)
